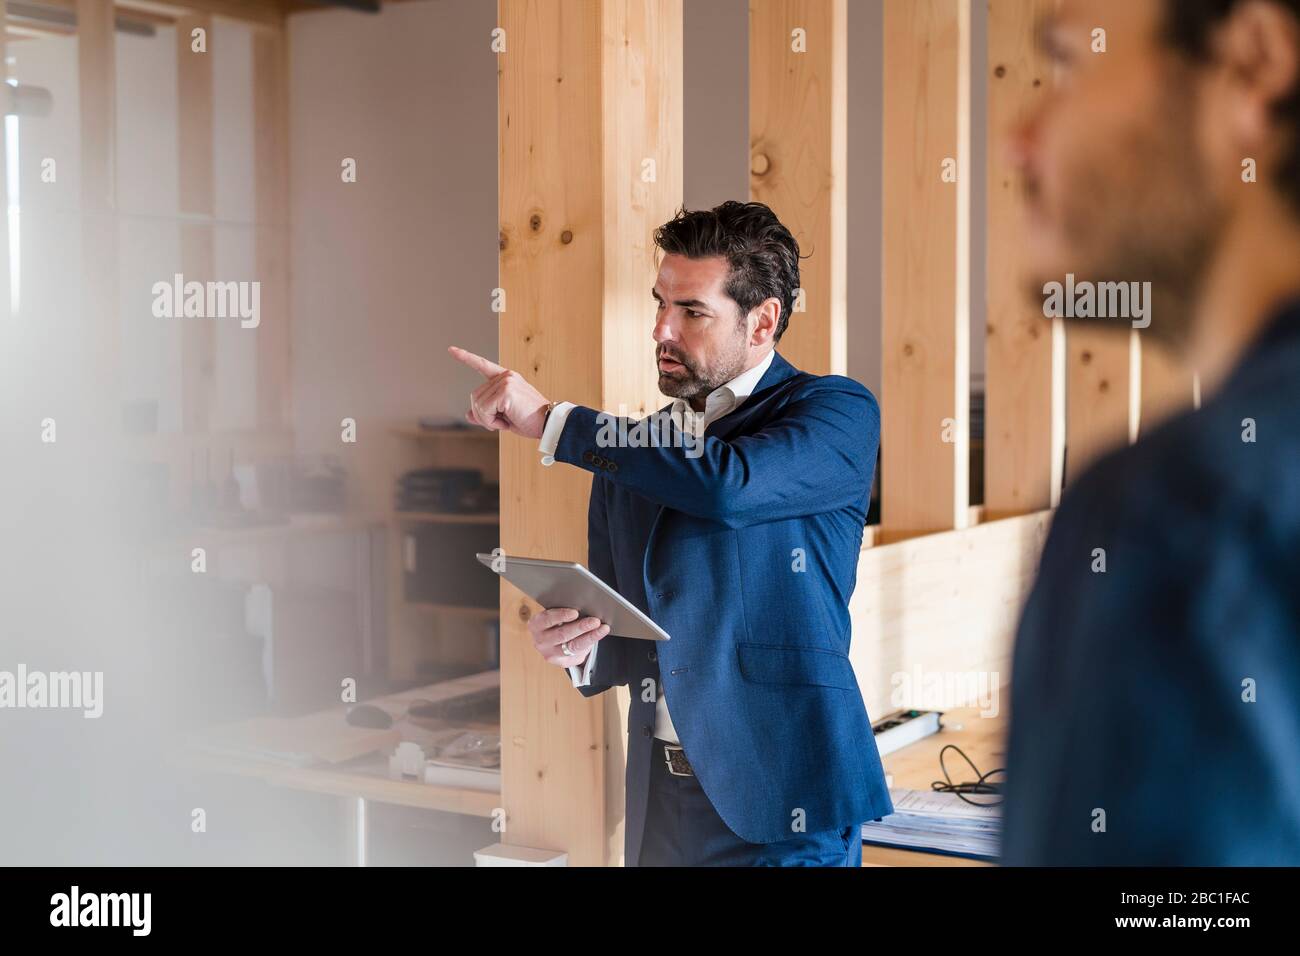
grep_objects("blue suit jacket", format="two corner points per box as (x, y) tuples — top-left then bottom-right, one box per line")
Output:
(553, 351), (893, 863)
(1002, 298), (1300, 865)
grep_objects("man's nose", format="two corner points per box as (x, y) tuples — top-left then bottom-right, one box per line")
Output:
(653, 314), (676, 344)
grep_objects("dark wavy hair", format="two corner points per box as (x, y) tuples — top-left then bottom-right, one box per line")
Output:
(653, 201), (803, 342)
(1164, 0), (1300, 213)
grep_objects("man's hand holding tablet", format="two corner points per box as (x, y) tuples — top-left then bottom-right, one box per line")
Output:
(528, 609), (610, 668)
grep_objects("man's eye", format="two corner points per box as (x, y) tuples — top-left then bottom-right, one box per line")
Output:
(686, 310), (703, 319)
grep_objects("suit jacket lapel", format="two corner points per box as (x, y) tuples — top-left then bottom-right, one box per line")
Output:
(642, 352), (801, 592)
(706, 351), (802, 442)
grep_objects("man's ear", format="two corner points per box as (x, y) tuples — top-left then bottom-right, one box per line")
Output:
(1220, 1), (1300, 152)
(750, 297), (781, 346)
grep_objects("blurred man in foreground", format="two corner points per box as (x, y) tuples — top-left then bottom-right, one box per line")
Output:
(1003, 0), (1300, 863)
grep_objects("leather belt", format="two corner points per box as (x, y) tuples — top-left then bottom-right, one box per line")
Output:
(660, 742), (694, 777)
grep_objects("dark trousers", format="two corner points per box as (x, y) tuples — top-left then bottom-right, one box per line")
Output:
(636, 739), (862, 867)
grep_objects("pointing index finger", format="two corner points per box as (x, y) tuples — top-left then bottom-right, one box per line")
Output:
(448, 346), (507, 379)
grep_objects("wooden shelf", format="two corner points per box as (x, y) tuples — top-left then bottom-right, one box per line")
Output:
(177, 744), (500, 818)
(268, 765), (500, 817)
(180, 674), (503, 818)
(389, 425), (500, 682)
(393, 511), (498, 525)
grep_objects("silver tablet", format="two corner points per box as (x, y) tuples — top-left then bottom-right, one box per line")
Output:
(475, 553), (670, 642)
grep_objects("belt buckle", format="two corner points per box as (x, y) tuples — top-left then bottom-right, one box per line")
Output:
(663, 744), (693, 777)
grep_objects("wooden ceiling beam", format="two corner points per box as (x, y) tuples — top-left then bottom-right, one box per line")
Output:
(116, 0), (285, 30)
(10, 1), (178, 32)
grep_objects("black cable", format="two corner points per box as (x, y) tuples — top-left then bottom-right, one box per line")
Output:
(930, 743), (1005, 807)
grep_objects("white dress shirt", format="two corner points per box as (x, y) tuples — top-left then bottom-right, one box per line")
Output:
(537, 349), (776, 744)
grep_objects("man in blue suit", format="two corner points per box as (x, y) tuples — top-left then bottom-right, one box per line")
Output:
(451, 201), (891, 866)
(1001, 0), (1300, 863)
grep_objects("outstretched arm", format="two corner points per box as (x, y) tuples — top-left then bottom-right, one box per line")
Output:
(448, 345), (879, 529)
(551, 384), (879, 528)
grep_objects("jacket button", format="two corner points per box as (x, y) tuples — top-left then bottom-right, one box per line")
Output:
(582, 451), (594, 463)
(642, 725), (653, 737)
(592, 455), (605, 467)
(607, 462), (618, 473)
(647, 650), (657, 663)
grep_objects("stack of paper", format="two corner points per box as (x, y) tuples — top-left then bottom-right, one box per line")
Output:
(860, 789), (1002, 861)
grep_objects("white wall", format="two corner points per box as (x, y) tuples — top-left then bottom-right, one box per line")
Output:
(287, 0), (498, 509)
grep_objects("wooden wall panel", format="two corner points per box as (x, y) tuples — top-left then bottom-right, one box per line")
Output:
(849, 510), (1050, 720)
(985, 0), (1065, 517)
(748, 0), (846, 377)
(498, 0), (682, 868)
(881, 0), (971, 540)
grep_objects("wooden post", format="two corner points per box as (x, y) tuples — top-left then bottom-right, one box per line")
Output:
(880, 0), (971, 541)
(497, 0), (682, 867)
(1065, 328), (1139, 484)
(253, 23), (292, 429)
(748, 0), (847, 377)
(77, 0), (117, 413)
(177, 14), (215, 434)
(984, 0), (1065, 517)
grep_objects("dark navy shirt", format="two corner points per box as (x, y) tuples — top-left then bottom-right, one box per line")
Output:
(1002, 298), (1300, 865)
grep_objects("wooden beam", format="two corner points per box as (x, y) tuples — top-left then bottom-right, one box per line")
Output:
(177, 13), (214, 434)
(6, 17), (73, 37)
(984, 0), (1065, 517)
(28, 0), (178, 29)
(253, 25), (291, 429)
(77, 0), (117, 408)
(9, 25), (64, 40)
(1064, 327), (1139, 484)
(602, 0), (682, 417)
(748, 0), (847, 376)
(117, 0), (284, 29)
(880, 0), (971, 540)
(498, 0), (682, 868)
(1138, 336), (1195, 436)
(849, 510), (1050, 721)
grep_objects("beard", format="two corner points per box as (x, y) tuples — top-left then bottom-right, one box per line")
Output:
(657, 327), (750, 403)
(1022, 68), (1225, 351)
